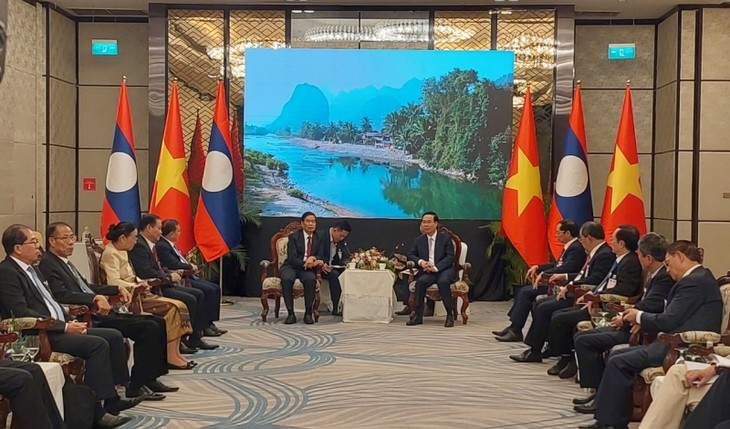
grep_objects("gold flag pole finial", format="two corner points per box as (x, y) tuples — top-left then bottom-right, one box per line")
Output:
(626, 79), (631, 86)
(122, 75), (127, 82)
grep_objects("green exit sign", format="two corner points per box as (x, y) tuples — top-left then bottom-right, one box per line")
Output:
(91, 39), (118, 56)
(608, 43), (636, 60)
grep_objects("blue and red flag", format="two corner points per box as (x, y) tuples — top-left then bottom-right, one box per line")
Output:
(547, 83), (593, 259)
(101, 78), (141, 241)
(194, 81), (241, 261)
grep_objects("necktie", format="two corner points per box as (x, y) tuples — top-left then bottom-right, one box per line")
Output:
(26, 267), (65, 320)
(67, 261), (95, 294)
(151, 246), (163, 270)
(329, 241), (336, 264)
(594, 260), (619, 293)
(428, 237), (435, 265)
(173, 244), (187, 264)
(574, 254), (591, 282)
(306, 235), (312, 258)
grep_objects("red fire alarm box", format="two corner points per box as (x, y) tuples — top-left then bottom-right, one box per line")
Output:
(83, 178), (96, 191)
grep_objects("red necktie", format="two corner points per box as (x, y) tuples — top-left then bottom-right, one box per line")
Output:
(306, 235), (312, 258)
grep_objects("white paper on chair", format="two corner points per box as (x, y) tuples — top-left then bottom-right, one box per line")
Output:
(685, 361), (718, 385)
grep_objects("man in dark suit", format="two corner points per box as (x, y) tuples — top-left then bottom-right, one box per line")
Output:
(39, 221), (177, 400)
(319, 220), (352, 317)
(405, 211), (457, 328)
(281, 212), (324, 325)
(572, 232), (674, 412)
(158, 219), (225, 337)
(510, 221), (615, 363)
(494, 219), (586, 342)
(578, 240), (723, 429)
(0, 224), (141, 428)
(0, 360), (65, 429)
(544, 224), (643, 379)
(128, 214), (218, 351)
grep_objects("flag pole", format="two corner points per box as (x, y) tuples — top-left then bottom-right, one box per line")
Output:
(219, 255), (223, 306)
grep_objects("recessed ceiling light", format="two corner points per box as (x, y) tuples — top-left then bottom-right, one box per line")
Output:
(292, 9), (303, 13)
(303, 10), (315, 13)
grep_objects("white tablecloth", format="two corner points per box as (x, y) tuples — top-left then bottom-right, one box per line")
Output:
(340, 269), (396, 323)
(36, 362), (64, 419)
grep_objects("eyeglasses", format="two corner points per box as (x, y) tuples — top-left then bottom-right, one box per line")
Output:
(19, 239), (39, 246)
(52, 234), (76, 242)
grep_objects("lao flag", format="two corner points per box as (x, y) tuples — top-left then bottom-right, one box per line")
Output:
(194, 81), (241, 261)
(547, 83), (593, 259)
(101, 79), (141, 240)
(601, 83), (647, 238)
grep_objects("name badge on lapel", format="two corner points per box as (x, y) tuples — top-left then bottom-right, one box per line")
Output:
(606, 277), (617, 290)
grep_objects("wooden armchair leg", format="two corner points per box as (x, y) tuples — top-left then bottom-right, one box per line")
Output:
(261, 293), (270, 322)
(460, 295), (470, 325)
(313, 291), (321, 322)
(274, 295), (281, 319)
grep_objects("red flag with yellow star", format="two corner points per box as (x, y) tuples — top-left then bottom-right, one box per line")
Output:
(600, 84), (647, 239)
(149, 80), (195, 254)
(501, 87), (548, 266)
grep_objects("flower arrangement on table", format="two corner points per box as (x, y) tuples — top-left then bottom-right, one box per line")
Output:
(350, 248), (388, 270)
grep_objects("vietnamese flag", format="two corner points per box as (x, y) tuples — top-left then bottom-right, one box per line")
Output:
(149, 80), (195, 254)
(600, 83), (647, 239)
(188, 110), (206, 190)
(501, 87), (548, 266)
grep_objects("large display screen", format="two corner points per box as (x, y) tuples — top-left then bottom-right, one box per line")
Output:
(243, 48), (514, 219)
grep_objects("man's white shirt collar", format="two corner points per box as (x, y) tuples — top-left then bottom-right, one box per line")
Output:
(588, 241), (606, 259)
(564, 237), (578, 251)
(10, 256), (32, 272)
(143, 235), (156, 251)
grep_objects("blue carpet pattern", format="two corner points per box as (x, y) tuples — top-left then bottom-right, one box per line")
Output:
(121, 299), (603, 428)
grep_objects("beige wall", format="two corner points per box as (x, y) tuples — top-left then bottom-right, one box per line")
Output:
(77, 22), (149, 237)
(697, 8), (730, 276)
(48, 9), (77, 233)
(574, 24), (655, 233)
(0, 0), (45, 231)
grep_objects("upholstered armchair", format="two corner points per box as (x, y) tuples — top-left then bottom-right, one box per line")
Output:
(0, 331), (18, 428)
(0, 318), (85, 384)
(632, 277), (730, 421)
(406, 226), (471, 324)
(259, 221), (321, 323)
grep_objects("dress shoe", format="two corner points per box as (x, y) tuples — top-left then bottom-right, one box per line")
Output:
(167, 361), (195, 370)
(541, 346), (553, 359)
(547, 356), (571, 376)
(146, 379), (179, 393)
(406, 316), (423, 326)
(395, 306), (411, 316)
(491, 326), (511, 336)
(444, 314), (454, 328)
(96, 413), (132, 429)
(574, 399), (596, 414)
(509, 349), (542, 363)
(105, 395), (147, 415)
(188, 338), (219, 350)
(577, 421), (616, 429)
(210, 323), (228, 334)
(303, 314), (314, 324)
(559, 361), (578, 379)
(179, 342), (198, 354)
(495, 329), (523, 342)
(126, 386), (165, 401)
(284, 314), (297, 324)
(573, 392), (596, 405)
(203, 327), (223, 337)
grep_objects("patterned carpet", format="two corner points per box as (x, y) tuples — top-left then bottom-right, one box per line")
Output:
(121, 298), (603, 429)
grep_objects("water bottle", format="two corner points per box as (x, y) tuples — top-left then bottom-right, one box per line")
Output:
(82, 226), (91, 241)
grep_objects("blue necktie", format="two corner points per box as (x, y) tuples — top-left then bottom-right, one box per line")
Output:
(173, 244), (187, 264)
(594, 260), (619, 294)
(26, 266), (65, 320)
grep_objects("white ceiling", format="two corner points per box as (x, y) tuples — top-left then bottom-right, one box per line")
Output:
(50, 0), (726, 19)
